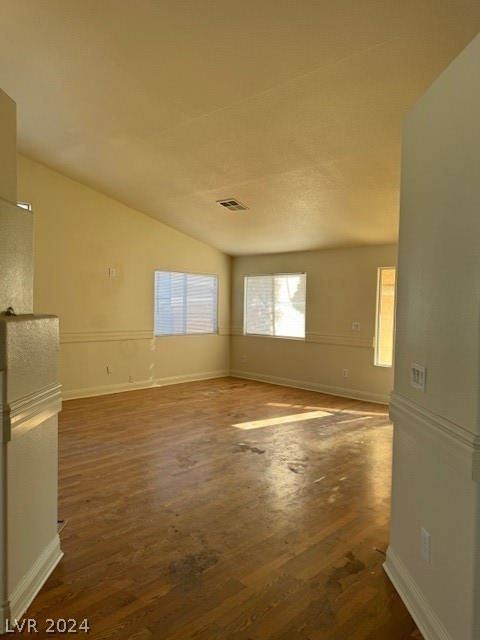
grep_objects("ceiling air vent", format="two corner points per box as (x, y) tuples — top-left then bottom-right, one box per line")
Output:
(216, 198), (248, 212)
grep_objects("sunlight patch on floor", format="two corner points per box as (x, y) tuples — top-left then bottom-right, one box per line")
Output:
(337, 416), (372, 424)
(232, 409), (332, 430)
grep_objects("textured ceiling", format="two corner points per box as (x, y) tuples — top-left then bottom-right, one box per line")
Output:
(0, 1), (479, 255)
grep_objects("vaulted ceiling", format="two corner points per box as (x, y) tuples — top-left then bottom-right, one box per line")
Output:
(0, 1), (479, 255)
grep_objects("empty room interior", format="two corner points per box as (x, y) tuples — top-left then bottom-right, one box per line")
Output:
(1, 3), (480, 639)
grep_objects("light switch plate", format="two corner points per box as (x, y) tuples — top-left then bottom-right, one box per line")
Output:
(410, 362), (426, 391)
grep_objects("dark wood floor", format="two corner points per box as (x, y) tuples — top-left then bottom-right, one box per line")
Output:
(21, 377), (422, 639)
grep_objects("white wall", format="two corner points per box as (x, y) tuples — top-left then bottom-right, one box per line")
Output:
(231, 245), (397, 403)
(17, 155), (231, 399)
(385, 33), (480, 640)
(7, 416), (59, 594)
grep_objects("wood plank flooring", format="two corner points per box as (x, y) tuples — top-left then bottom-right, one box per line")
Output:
(20, 377), (422, 639)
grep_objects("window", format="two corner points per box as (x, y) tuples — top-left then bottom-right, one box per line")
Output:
(375, 267), (396, 367)
(154, 271), (218, 336)
(244, 273), (306, 339)
(17, 202), (32, 211)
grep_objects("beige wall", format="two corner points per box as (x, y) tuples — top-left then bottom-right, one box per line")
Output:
(0, 88), (16, 204)
(17, 155), (231, 398)
(386, 34), (480, 640)
(0, 199), (33, 315)
(0, 90), (61, 629)
(0, 89), (26, 313)
(231, 244), (397, 403)
(16, 154), (394, 403)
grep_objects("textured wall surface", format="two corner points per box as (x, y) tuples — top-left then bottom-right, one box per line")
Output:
(0, 315), (59, 403)
(0, 199), (33, 315)
(387, 33), (480, 640)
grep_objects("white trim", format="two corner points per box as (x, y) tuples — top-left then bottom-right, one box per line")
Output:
(230, 370), (390, 405)
(61, 329), (152, 343)
(62, 368), (390, 404)
(232, 328), (374, 348)
(62, 370), (230, 401)
(71, 327), (374, 347)
(61, 329), (231, 343)
(383, 546), (452, 640)
(306, 332), (373, 348)
(390, 393), (480, 482)
(16, 202), (32, 212)
(0, 535), (63, 633)
(4, 384), (62, 442)
(0, 602), (10, 635)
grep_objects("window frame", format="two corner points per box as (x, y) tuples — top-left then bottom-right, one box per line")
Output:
(374, 266), (396, 368)
(154, 269), (219, 337)
(243, 272), (306, 340)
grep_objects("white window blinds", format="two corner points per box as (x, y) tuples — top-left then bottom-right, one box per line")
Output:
(154, 271), (218, 336)
(244, 273), (306, 339)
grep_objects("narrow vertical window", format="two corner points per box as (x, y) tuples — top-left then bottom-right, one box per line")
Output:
(375, 267), (396, 367)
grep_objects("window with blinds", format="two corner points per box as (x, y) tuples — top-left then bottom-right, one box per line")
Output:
(154, 271), (218, 336)
(244, 273), (306, 339)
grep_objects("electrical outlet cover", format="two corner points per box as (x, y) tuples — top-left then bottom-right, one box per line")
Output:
(420, 527), (430, 563)
(411, 362), (426, 391)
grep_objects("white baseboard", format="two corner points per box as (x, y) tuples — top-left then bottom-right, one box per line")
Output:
(0, 534), (63, 633)
(383, 546), (451, 640)
(230, 370), (390, 405)
(62, 370), (230, 400)
(62, 368), (390, 405)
